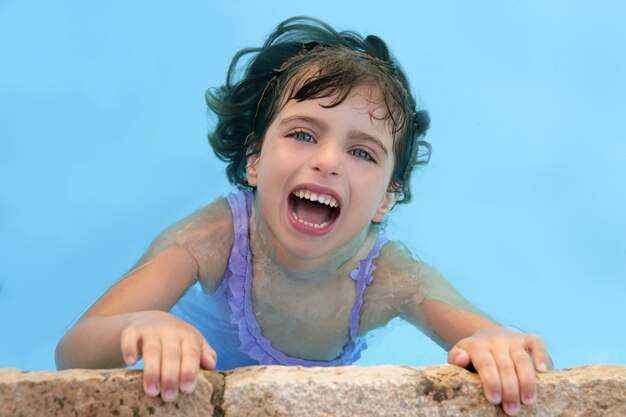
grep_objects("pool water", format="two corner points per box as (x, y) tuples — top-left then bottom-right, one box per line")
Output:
(1, 1), (625, 371)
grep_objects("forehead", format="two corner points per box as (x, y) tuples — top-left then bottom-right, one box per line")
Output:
(277, 83), (395, 135)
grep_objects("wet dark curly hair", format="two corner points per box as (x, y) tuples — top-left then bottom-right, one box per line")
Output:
(206, 16), (431, 204)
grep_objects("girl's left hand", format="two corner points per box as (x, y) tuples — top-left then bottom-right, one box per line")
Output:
(447, 326), (552, 416)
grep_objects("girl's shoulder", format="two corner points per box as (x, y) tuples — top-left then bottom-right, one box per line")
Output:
(373, 239), (432, 286)
(360, 239), (437, 329)
(374, 239), (451, 291)
(375, 240), (454, 300)
(141, 196), (235, 293)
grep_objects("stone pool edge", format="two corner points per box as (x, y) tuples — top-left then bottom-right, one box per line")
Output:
(1, 364), (625, 416)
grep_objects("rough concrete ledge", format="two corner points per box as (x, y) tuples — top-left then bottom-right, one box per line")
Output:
(1, 365), (625, 416)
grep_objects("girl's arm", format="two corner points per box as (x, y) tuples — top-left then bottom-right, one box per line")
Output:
(373, 241), (551, 417)
(55, 245), (204, 369)
(413, 294), (551, 417)
(56, 246), (214, 402)
(55, 197), (233, 402)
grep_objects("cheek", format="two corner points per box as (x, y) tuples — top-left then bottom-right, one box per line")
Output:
(357, 160), (394, 190)
(256, 151), (289, 188)
(382, 157), (397, 190)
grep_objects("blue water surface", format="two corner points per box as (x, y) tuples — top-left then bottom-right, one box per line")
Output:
(1, 0), (625, 370)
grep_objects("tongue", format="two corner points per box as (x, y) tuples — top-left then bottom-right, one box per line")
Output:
(293, 198), (333, 225)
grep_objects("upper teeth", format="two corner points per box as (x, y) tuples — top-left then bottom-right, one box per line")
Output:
(293, 190), (339, 208)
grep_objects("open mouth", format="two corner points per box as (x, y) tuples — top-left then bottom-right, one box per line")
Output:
(288, 189), (341, 232)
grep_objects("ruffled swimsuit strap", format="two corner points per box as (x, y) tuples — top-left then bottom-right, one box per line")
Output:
(225, 190), (387, 366)
(348, 233), (388, 341)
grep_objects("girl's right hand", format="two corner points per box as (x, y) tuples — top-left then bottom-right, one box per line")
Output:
(120, 310), (217, 402)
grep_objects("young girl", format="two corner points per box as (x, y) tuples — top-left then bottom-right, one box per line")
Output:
(56, 16), (551, 416)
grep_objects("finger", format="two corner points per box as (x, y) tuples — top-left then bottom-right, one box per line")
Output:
(493, 348), (521, 416)
(468, 349), (503, 406)
(511, 347), (536, 405)
(120, 327), (139, 366)
(179, 337), (201, 394)
(525, 335), (551, 372)
(447, 345), (470, 368)
(160, 338), (182, 402)
(140, 337), (162, 397)
(200, 340), (217, 370)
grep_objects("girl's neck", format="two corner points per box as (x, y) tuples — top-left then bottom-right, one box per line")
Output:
(249, 194), (376, 283)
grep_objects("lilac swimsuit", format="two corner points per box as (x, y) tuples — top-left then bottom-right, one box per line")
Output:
(170, 190), (387, 370)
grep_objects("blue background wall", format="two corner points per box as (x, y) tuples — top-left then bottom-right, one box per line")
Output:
(1, 0), (625, 370)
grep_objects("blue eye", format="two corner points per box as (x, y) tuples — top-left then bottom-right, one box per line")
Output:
(350, 148), (376, 163)
(291, 130), (315, 142)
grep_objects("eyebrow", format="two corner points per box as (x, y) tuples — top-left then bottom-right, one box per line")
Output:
(348, 129), (389, 157)
(280, 115), (328, 131)
(279, 115), (389, 157)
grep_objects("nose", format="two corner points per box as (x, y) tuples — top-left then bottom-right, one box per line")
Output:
(309, 142), (342, 177)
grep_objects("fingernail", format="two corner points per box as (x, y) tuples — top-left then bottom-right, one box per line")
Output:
(126, 356), (135, 364)
(490, 392), (502, 404)
(524, 392), (536, 404)
(180, 382), (195, 394)
(162, 389), (176, 402)
(146, 383), (160, 397)
(538, 362), (547, 372)
(506, 402), (519, 414)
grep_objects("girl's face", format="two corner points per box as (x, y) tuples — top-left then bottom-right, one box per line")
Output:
(247, 86), (397, 270)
